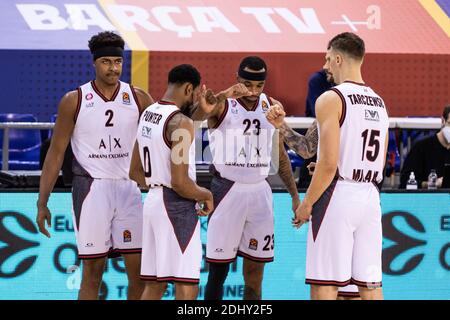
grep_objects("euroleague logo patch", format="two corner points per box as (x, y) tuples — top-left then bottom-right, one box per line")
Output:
(122, 92), (131, 105)
(261, 100), (269, 112)
(0, 212), (39, 278)
(123, 230), (132, 243)
(231, 100), (238, 114)
(249, 238), (258, 251)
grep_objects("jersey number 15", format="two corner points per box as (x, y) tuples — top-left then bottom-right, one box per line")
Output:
(361, 129), (380, 162)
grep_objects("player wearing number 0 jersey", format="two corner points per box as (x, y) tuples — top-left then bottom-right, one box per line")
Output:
(191, 56), (300, 300)
(130, 64), (214, 300)
(267, 33), (389, 300)
(37, 32), (154, 300)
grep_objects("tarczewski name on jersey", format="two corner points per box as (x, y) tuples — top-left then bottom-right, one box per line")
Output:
(347, 94), (385, 108)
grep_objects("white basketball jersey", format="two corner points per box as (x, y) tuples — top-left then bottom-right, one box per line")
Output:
(209, 93), (276, 184)
(136, 101), (196, 187)
(319, 81), (389, 184)
(71, 81), (140, 179)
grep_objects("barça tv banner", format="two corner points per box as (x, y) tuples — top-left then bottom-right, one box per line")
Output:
(0, 191), (449, 300)
(0, 0), (448, 53)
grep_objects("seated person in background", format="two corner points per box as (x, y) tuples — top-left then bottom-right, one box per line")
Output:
(305, 69), (334, 117)
(400, 105), (450, 188)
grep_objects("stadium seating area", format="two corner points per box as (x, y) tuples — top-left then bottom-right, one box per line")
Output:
(0, 114), (42, 170)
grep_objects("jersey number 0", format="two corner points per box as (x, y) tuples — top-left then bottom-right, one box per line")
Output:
(143, 146), (152, 177)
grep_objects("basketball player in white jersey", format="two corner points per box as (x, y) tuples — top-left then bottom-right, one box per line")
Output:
(270, 70), (362, 300)
(191, 56), (301, 300)
(36, 32), (154, 300)
(267, 32), (389, 300)
(130, 64), (214, 300)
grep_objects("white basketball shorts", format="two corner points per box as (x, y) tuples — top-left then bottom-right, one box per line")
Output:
(206, 175), (274, 263)
(140, 187), (202, 284)
(305, 179), (382, 289)
(71, 177), (143, 259)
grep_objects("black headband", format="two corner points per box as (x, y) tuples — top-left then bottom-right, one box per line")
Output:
(238, 69), (267, 81)
(93, 46), (124, 61)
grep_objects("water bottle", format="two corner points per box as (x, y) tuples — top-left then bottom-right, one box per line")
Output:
(427, 169), (437, 189)
(406, 172), (418, 190)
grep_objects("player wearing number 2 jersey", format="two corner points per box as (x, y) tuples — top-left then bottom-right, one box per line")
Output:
(130, 64), (215, 300)
(267, 32), (389, 300)
(36, 32), (154, 300)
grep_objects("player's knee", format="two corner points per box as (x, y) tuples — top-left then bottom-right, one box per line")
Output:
(82, 259), (106, 282)
(207, 262), (230, 284)
(128, 277), (145, 289)
(147, 280), (167, 292)
(310, 285), (338, 300)
(243, 260), (264, 280)
(358, 287), (383, 300)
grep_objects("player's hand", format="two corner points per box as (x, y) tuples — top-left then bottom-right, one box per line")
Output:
(291, 196), (302, 228)
(266, 102), (285, 129)
(293, 200), (312, 229)
(36, 203), (52, 238)
(196, 190), (214, 216)
(307, 162), (316, 176)
(221, 83), (253, 100)
(198, 84), (218, 114)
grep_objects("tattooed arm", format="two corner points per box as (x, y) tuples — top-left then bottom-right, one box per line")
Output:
(266, 102), (318, 159)
(277, 136), (301, 213)
(279, 120), (318, 159)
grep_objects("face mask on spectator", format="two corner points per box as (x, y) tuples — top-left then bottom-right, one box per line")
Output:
(443, 125), (450, 143)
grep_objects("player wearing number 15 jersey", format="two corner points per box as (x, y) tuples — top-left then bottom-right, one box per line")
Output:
(268, 32), (389, 300)
(130, 64), (214, 300)
(37, 32), (154, 300)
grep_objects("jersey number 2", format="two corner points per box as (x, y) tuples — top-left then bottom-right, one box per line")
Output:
(105, 110), (114, 127)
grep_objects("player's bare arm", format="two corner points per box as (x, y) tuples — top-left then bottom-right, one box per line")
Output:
(129, 141), (147, 189)
(191, 83), (252, 127)
(295, 91), (341, 224)
(168, 113), (214, 216)
(133, 86), (155, 113)
(277, 136), (301, 216)
(36, 90), (78, 238)
(280, 121), (318, 159)
(190, 84), (221, 121)
(266, 99), (318, 159)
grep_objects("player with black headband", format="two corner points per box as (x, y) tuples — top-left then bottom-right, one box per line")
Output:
(36, 31), (154, 300)
(191, 56), (300, 300)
